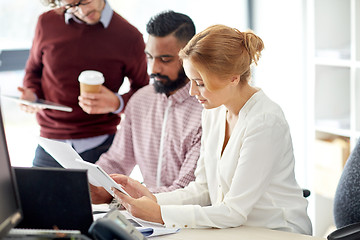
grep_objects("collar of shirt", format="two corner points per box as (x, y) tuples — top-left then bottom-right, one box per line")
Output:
(64, 0), (113, 28)
(161, 81), (192, 105)
(237, 88), (263, 120)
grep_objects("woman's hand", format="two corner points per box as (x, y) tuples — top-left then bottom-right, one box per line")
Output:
(113, 188), (164, 225)
(110, 174), (163, 224)
(110, 174), (156, 201)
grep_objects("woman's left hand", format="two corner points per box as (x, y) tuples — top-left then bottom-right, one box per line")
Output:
(110, 174), (156, 201)
(113, 188), (164, 225)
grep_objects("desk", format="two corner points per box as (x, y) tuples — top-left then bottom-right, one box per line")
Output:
(152, 226), (326, 240)
(91, 205), (326, 240)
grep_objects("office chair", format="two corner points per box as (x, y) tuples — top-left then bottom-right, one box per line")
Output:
(333, 138), (360, 228)
(327, 138), (360, 240)
(303, 189), (311, 198)
(0, 49), (29, 72)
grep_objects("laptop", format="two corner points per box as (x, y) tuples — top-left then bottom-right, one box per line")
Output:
(13, 167), (94, 235)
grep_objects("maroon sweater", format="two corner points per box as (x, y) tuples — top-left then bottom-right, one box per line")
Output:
(24, 10), (149, 139)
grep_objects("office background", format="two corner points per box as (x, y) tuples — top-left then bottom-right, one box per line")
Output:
(1, 0), (357, 237)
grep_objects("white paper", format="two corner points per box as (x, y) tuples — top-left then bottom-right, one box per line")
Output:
(1, 95), (73, 112)
(140, 227), (180, 237)
(74, 158), (130, 197)
(38, 137), (129, 197)
(120, 211), (180, 237)
(92, 204), (111, 221)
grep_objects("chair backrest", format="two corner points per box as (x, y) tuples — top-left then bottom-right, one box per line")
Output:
(303, 189), (311, 198)
(333, 138), (360, 228)
(0, 49), (29, 72)
(327, 222), (360, 240)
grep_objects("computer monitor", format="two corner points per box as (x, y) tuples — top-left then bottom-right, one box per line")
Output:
(0, 104), (22, 238)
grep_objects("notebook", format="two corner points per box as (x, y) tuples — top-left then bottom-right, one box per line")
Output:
(13, 167), (94, 235)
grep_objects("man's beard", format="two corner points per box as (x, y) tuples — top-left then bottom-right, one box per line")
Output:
(151, 68), (188, 95)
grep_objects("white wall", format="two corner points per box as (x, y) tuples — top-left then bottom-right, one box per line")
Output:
(251, 0), (316, 232)
(251, 0), (309, 187)
(0, 2), (49, 49)
(108, 0), (249, 36)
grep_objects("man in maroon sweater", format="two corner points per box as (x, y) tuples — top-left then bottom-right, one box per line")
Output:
(18, 0), (149, 167)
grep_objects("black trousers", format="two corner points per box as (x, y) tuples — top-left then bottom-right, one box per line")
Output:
(32, 134), (115, 168)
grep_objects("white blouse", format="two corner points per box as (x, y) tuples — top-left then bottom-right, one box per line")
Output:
(155, 90), (312, 235)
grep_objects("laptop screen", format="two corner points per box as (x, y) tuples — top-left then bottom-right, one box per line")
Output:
(13, 167), (94, 235)
(0, 105), (22, 239)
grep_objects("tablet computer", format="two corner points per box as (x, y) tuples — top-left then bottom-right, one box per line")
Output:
(1, 95), (73, 112)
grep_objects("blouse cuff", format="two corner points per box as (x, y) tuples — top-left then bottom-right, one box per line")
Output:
(160, 205), (196, 229)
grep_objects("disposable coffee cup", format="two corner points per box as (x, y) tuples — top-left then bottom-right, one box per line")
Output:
(78, 70), (105, 95)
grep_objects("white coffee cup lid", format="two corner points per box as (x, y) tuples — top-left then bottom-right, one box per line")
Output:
(78, 70), (105, 85)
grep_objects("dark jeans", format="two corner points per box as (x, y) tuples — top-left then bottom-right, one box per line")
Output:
(33, 134), (115, 168)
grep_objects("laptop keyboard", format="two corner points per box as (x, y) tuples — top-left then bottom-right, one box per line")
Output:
(6, 228), (83, 239)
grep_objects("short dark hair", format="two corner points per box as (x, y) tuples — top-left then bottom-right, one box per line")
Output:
(146, 10), (196, 44)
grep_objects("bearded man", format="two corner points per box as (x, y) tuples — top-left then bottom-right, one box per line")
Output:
(91, 10), (203, 204)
